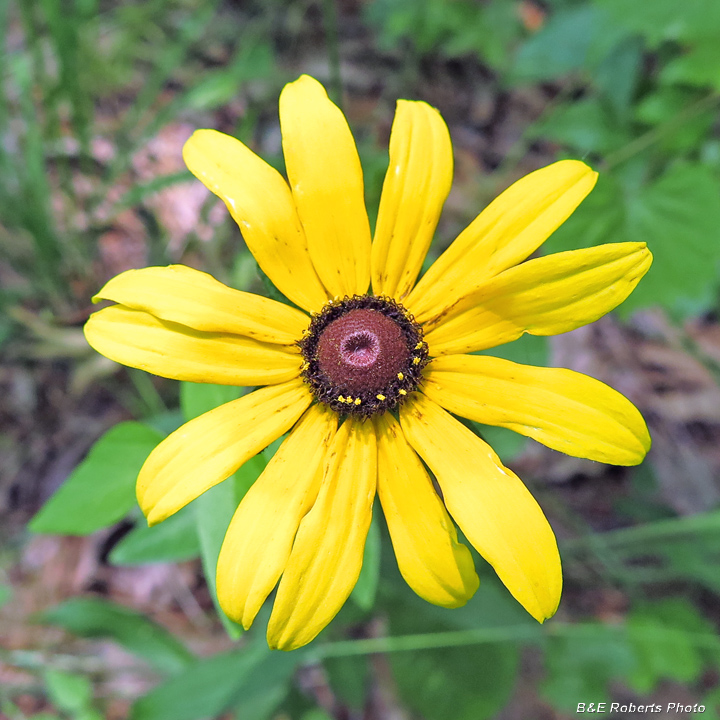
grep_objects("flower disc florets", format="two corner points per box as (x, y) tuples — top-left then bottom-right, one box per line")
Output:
(299, 295), (429, 417)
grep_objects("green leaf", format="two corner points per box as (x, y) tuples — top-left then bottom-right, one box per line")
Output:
(45, 670), (92, 714)
(41, 598), (194, 675)
(541, 626), (635, 710)
(231, 649), (300, 720)
(620, 163), (720, 316)
(510, 5), (626, 84)
(132, 644), (303, 720)
(383, 578), (525, 720)
(593, 35), (644, 121)
(662, 40), (720, 90)
(511, 5), (599, 82)
(109, 506), (201, 566)
(471, 333), (545, 461)
(541, 603), (720, 711)
(182, 39), (274, 112)
(595, 0), (720, 48)
(390, 636), (518, 720)
(596, 510), (720, 594)
(195, 480), (245, 640)
(635, 86), (703, 125)
(472, 422), (526, 463)
(29, 422), (163, 535)
(626, 599), (713, 693)
(180, 382), (242, 422)
(194, 453), (268, 639)
(634, 87), (715, 154)
(528, 97), (630, 155)
(350, 509), (381, 611)
(478, 332), (548, 367)
(131, 645), (264, 720)
(324, 656), (369, 712)
(183, 381), (273, 638)
(543, 165), (720, 318)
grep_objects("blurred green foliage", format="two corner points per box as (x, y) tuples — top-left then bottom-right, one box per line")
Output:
(7, 0), (720, 717)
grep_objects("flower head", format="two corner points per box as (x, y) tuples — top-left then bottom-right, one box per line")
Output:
(84, 75), (652, 650)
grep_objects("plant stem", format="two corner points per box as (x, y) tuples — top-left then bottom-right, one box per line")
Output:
(563, 509), (720, 551)
(128, 368), (167, 417)
(311, 620), (720, 660)
(604, 92), (720, 170)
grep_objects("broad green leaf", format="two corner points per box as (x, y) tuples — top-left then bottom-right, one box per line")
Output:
(662, 40), (720, 90)
(145, 410), (184, 437)
(510, 5), (625, 84)
(621, 163), (720, 316)
(45, 670), (92, 714)
(182, 40), (274, 112)
(511, 5), (599, 82)
(635, 86), (703, 126)
(543, 165), (720, 318)
(41, 598), (194, 675)
(132, 643), (303, 720)
(478, 332), (548, 367)
(195, 480), (245, 640)
(593, 35), (644, 120)
(185, 380), (272, 638)
(194, 453), (268, 639)
(383, 576), (526, 720)
(390, 633), (518, 720)
(541, 626), (635, 710)
(29, 423), (163, 535)
(595, 0), (720, 48)
(463, 332), (543, 461)
(634, 87), (715, 154)
(626, 599), (714, 693)
(472, 422), (526, 463)
(180, 382), (243, 422)
(542, 603), (719, 711)
(350, 509), (381, 611)
(528, 98), (630, 155)
(231, 649), (300, 720)
(109, 506), (201, 566)
(324, 656), (369, 712)
(131, 645), (266, 720)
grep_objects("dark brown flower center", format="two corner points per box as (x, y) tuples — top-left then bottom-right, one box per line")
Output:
(317, 309), (408, 394)
(299, 295), (428, 417)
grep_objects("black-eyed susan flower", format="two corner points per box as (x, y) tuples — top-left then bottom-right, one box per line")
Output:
(84, 75), (652, 651)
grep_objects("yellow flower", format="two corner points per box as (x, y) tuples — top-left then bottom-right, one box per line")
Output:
(84, 75), (652, 650)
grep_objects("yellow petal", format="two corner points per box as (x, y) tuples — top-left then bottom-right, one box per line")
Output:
(94, 265), (309, 346)
(267, 416), (377, 650)
(217, 404), (337, 629)
(371, 100), (453, 301)
(183, 130), (329, 313)
(84, 305), (302, 386)
(279, 75), (371, 297)
(137, 379), (312, 526)
(424, 355), (650, 465)
(374, 412), (478, 608)
(406, 160), (598, 323)
(425, 242), (652, 355)
(400, 393), (562, 623)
